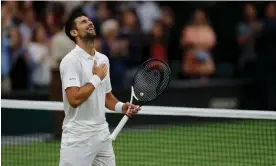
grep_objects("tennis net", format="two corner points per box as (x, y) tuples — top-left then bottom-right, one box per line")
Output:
(1, 99), (276, 166)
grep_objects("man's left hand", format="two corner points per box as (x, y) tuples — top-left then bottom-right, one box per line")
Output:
(122, 102), (140, 118)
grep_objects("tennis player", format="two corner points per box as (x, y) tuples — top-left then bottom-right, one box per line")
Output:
(59, 11), (140, 166)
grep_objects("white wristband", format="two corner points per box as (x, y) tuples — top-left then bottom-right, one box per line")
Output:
(115, 102), (124, 112)
(89, 75), (101, 88)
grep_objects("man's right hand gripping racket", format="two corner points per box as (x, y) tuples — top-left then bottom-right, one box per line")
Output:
(109, 59), (171, 141)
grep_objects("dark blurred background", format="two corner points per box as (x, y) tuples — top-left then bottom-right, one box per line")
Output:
(1, 1), (276, 136)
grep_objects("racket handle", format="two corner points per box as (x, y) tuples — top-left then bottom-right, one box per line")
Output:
(109, 115), (129, 141)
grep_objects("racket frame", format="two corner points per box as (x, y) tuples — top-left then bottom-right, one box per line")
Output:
(109, 59), (171, 141)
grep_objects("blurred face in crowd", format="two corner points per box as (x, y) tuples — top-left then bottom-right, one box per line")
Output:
(102, 19), (119, 40)
(1, 4), (9, 25)
(265, 3), (276, 19)
(244, 4), (256, 21)
(152, 21), (164, 39)
(97, 2), (110, 21)
(123, 10), (137, 28)
(161, 8), (174, 27)
(193, 9), (207, 25)
(25, 9), (36, 25)
(35, 25), (47, 43)
(45, 9), (64, 33)
(71, 16), (96, 42)
(23, 1), (33, 10)
(107, 27), (119, 40)
(6, 1), (17, 13)
(46, 12), (55, 26)
(9, 27), (22, 49)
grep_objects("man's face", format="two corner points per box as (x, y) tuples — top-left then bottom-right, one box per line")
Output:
(72, 16), (96, 41)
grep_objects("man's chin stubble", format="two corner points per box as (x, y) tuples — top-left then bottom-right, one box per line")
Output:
(81, 34), (96, 42)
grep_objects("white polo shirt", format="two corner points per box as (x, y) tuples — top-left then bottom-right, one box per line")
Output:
(59, 45), (112, 136)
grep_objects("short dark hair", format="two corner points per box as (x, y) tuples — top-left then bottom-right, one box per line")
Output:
(65, 10), (88, 42)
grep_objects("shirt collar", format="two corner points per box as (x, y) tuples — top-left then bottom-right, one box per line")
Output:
(75, 45), (97, 60)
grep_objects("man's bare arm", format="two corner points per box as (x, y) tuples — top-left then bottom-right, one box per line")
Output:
(105, 92), (119, 111)
(66, 83), (96, 108)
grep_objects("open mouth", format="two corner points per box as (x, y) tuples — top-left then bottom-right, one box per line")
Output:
(88, 27), (94, 32)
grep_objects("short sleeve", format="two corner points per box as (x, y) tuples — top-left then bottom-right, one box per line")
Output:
(60, 57), (81, 90)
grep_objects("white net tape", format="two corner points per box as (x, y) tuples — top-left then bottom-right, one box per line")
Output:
(2, 99), (276, 119)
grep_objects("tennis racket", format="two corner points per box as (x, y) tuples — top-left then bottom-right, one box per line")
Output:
(109, 59), (171, 141)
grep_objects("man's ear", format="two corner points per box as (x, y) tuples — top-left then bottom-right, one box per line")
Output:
(70, 30), (77, 38)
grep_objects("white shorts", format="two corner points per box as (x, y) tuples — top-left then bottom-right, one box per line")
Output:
(59, 129), (115, 166)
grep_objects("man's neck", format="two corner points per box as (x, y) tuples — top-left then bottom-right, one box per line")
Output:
(77, 40), (95, 56)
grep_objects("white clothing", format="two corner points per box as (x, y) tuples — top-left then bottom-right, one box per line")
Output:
(19, 23), (32, 47)
(60, 45), (112, 137)
(59, 45), (114, 166)
(59, 132), (115, 166)
(28, 43), (51, 86)
(136, 2), (161, 34)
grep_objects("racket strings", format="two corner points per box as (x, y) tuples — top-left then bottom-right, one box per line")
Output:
(132, 60), (171, 102)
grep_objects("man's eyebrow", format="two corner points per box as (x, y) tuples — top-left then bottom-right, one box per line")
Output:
(79, 17), (88, 22)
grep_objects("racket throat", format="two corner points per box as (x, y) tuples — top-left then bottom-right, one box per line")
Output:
(131, 86), (139, 101)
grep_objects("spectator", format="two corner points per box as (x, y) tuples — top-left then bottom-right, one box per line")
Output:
(101, 19), (128, 90)
(9, 27), (30, 90)
(236, 4), (260, 77)
(94, 2), (112, 35)
(82, 1), (97, 21)
(48, 2), (73, 71)
(60, 1), (83, 18)
(4, 1), (22, 25)
(1, 31), (12, 93)
(44, 2), (66, 39)
(255, 3), (276, 111)
(181, 9), (216, 79)
(145, 20), (168, 63)
(22, 1), (33, 10)
(96, 2), (111, 23)
(19, 7), (37, 48)
(1, 1), (17, 93)
(1, 2), (14, 36)
(160, 7), (174, 44)
(116, 1), (139, 13)
(136, 1), (161, 34)
(49, 28), (75, 71)
(28, 24), (51, 89)
(120, 8), (144, 87)
(160, 6), (180, 77)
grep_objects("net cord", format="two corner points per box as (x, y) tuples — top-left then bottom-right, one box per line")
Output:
(2, 99), (276, 120)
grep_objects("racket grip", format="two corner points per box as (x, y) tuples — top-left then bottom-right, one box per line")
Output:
(109, 115), (129, 140)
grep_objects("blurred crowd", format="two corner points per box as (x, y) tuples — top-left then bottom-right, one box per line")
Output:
(1, 1), (175, 92)
(1, 1), (276, 93)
